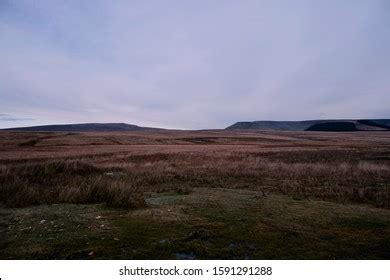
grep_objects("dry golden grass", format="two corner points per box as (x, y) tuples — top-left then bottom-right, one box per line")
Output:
(0, 130), (389, 208)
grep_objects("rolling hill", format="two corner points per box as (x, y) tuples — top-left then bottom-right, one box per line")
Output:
(3, 119), (390, 132)
(226, 119), (390, 131)
(2, 123), (162, 132)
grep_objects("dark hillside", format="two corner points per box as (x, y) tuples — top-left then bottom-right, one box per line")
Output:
(306, 122), (359, 131)
(2, 123), (161, 132)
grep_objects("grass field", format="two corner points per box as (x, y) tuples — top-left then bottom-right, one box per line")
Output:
(0, 130), (389, 259)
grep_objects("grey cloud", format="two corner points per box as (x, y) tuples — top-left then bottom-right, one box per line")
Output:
(0, 0), (389, 129)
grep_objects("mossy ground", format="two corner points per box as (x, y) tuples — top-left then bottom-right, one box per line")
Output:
(1, 187), (389, 259)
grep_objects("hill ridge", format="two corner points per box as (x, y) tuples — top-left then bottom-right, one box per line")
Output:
(2, 123), (163, 132)
(226, 119), (390, 131)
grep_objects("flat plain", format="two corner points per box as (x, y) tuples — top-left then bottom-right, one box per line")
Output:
(0, 130), (389, 259)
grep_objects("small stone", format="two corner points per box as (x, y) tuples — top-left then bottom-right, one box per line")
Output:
(88, 251), (94, 256)
(39, 219), (46, 224)
(95, 216), (102, 220)
(20, 227), (32, 232)
(114, 238), (120, 241)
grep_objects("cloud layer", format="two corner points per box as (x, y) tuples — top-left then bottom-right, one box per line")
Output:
(1, 0), (389, 129)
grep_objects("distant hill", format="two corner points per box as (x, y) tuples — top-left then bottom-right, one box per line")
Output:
(305, 122), (359, 132)
(2, 123), (162, 132)
(226, 119), (390, 131)
(226, 120), (319, 131)
(3, 120), (390, 132)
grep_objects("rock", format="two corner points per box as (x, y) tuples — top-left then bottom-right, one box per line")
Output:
(20, 227), (32, 232)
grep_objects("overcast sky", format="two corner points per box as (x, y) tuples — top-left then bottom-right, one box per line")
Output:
(1, 0), (389, 129)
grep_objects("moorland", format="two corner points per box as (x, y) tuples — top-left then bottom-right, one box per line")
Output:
(0, 129), (389, 259)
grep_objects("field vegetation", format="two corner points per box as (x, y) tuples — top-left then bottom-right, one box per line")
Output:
(0, 130), (389, 259)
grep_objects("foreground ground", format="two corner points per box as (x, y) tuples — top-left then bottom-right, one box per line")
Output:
(0, 130), (389, 259)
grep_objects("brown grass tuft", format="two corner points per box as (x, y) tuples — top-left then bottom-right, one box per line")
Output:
(0, 161), (146, 208)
